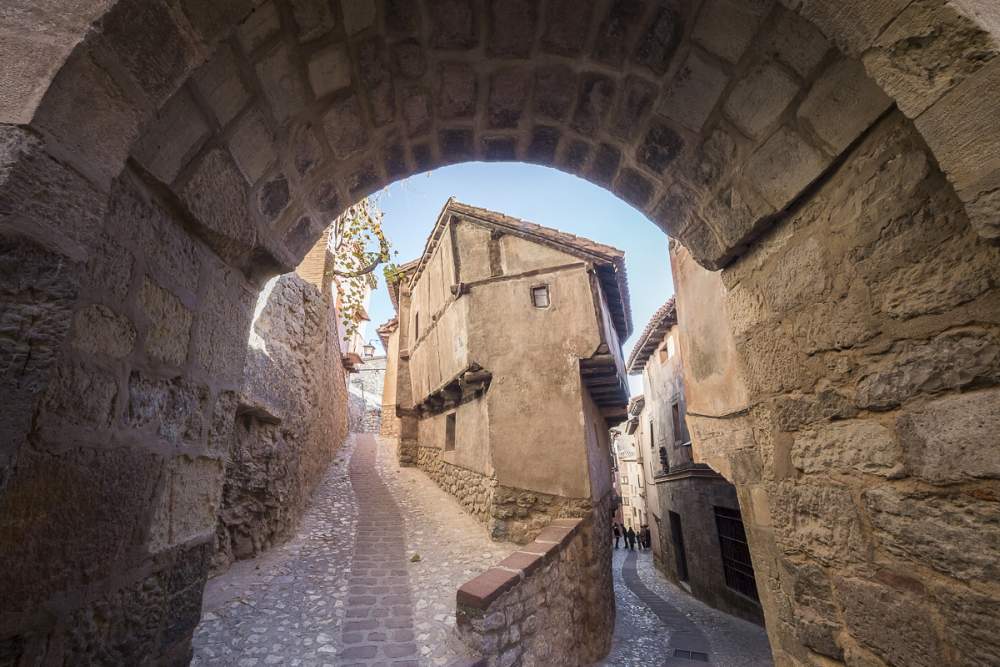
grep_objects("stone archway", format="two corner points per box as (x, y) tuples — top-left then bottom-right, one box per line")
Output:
(1, 1), (999, 664)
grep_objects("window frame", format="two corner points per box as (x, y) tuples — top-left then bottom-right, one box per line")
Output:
(530, 283), (551, 309)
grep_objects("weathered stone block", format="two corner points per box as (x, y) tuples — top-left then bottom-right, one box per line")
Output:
(833, 576), (944, 667)
(897, 388), (1000, 483)
(179, 148), (255, 264)
(488, 0), (537, 58)
(98, 0), (200, 106)
(865, 486), (1000, 581)
(290, 0), (337, 41)
(427, 0), (478, 50)
(439, 128), (474, 162)
(610, 76), (658, 141)
(342, 0), (376, 35)
(180, 0), (255, 44)
(228, 108), (276, 184)
(439, 62), (477, 119)
(558, 139), (590, 172)
(483, 135), (518, 161)
(127, 372), (209, 444)
(771, 482), (865, 565)
(33, 49), (143, 187)
(40, 360), (118, 431)
(933, 585), (1000, 667)
(0, 126), (105, 259)
(692, 0), (764, 63)
(855, 331), (1000, 410)
(257, 173), (290, 222)
(591, 0), (645, 67)
(322, 94), (368, 158)
(525, 126), (560, 166)
(798, 59), (892, 154)
(571, 73), (615, 135)
(132, 89), (210, 185)
(792, 0), (920, 56)
(533, 65), (576, 121)
(791, 419), (901, 477)
(393, 40), (427, 79)
(192, 46), (250, 127)
(746, 127), (830, 210)
(614, 168), (654, 208)
(488, 68), (529, 129)
(193, 265), (254, 383)
(72, 304), (135, 359)
(255, 43), (309, 123)
(386, 0), (421, 36)
(238, 2), (280, 53)
(724, 62), (799, 139)
(171, 456), (225, 545)
(587, 144), (622, 185)
(660, 50), (729, 133)
(632, 4), (684, 74)
(636, 118), (683, 175)
(761, 9), (830, 78)
(915, 58), (1000, 195)
(401, 86), (432, 136)
(85, 233), (133, 304)
(0, 446), (163, 610)
(308, 44), (352, 99)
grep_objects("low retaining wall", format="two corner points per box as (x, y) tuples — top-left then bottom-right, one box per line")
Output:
(455, 496), (615, 666)
(415, 445), (595, 543)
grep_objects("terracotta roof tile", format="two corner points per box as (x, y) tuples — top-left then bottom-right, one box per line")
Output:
(625, 297), (677, 375)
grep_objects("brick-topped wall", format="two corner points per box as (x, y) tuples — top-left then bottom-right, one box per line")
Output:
(455, 495), (615, 666)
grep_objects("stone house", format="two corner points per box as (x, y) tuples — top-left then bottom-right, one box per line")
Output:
(348, 354), (386, 433)
(626, 297), (764, 625)
(383, 199), (632, 543)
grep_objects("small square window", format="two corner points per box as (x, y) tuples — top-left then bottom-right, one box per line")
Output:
(531, 285), (550, 308)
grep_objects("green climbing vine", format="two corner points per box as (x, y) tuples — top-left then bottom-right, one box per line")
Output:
(331, 195), (397, 344)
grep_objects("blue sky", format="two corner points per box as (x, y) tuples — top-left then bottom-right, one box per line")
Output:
(365, 162), (674, 395)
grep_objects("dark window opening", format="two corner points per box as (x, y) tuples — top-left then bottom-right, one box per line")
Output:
(414, 312), (420, 340)
(445, 413), (456, 451)
(671, 401), (683, 444)
(531, 285), (550, 308)
(659, 446), (669, 472)
(669, 511), (689, 583)
(714, 506), (759, 602)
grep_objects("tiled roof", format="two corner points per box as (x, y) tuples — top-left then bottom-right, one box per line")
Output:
(625, 297), (677, 375)
(387, 258), (419, 314)
(408, 199), (633, 339)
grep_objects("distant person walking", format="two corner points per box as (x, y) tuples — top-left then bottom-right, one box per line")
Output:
(641, 525), (651, 550)
(626, 526), (636, 550)
(613, 523), (622, 549)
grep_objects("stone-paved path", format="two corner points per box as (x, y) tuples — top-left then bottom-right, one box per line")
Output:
(191, 436), (359, 665)
(372, 435), (517, 665)
(601, 548), (774, 666)
(192, 431), (771, 666)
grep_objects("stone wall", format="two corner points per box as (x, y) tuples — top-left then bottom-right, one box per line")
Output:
(456, 493), (615, 666)
(415, 445), (595, 544)
(676, 111), (1000, 666)
(213, 274), (348, 571)
(348, 356), (386, 433)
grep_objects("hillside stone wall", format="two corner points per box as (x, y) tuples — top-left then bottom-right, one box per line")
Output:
(213, 274), (349, 571)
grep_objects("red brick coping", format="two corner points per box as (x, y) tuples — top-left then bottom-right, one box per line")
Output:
(456, 518), (583, 610)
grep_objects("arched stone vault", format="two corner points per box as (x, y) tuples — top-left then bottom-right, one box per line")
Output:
(1, 0), (999, 665)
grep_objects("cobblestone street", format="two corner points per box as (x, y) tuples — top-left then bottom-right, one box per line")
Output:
(192, 433), (772, 666)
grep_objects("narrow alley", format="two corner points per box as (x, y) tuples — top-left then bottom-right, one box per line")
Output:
(191, 434), (772, 666)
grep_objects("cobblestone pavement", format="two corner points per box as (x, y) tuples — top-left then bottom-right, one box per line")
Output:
(602, 547), (774, 666)
(191, 436), (359, 666)
(192, 432), (771, 666)
(373, 435), (518, 665)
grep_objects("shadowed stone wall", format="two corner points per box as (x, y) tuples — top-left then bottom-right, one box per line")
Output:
(213, 273), (349, 572)
(674, 111), (1000, 666)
